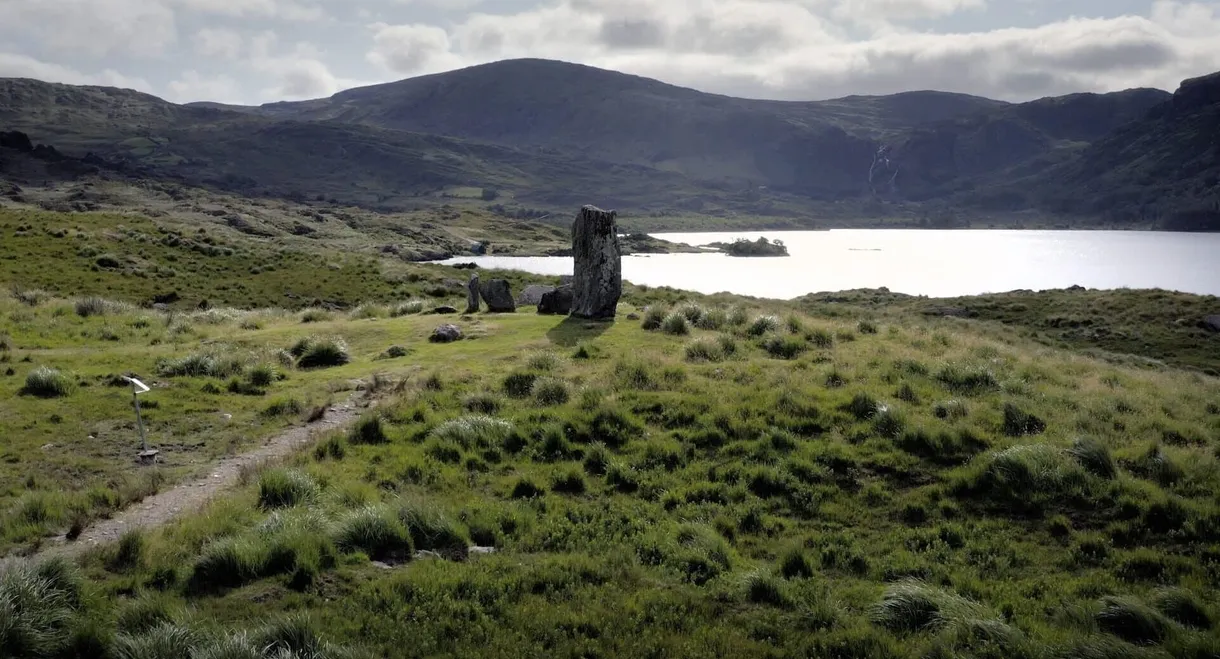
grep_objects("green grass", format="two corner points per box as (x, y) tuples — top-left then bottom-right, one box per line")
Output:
(4, 211), (1220, 658)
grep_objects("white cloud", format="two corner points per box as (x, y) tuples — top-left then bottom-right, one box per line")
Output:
(0, 52), (154, 91)
(367, 23), (461, 74)
(166, 70), (243, 103)
(0, 0), (177, 57)
(248, 37), (341, 99)
(171, 0), (328, 21)
(193, 28), (245, 59)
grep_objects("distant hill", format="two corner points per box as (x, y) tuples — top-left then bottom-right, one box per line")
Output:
(1, 59), (1215, 229)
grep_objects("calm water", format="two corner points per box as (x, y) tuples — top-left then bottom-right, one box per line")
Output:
(436, 230), (1220, 299)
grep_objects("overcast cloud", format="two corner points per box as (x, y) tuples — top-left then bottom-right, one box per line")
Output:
(0, 0), (1217, 105)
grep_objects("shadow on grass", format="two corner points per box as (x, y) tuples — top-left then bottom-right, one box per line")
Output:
(546, 316), (613, 347)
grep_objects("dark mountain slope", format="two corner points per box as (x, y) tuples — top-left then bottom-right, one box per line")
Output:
(1028, 73), (1220, 228)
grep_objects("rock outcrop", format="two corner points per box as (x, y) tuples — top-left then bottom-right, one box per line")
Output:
(570, 205), (622, 320)
(480, 279), (516, 313)
(518, 285), (554, 306)
(429, 324), (463, 343)
(466, 274), (482, 314)
(1203, 315), (1220, 333)
(537, 285), (573, 315)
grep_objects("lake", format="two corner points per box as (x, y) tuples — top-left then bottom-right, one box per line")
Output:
(435, 230), (1220, 299)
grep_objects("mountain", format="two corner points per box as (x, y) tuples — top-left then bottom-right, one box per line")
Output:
(1, 59), (1214, 228)
(1027, 72), (1220, 229)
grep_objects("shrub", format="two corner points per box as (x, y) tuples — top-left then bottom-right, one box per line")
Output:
(641, 307), (667, 330)
(717, 334), (738, 356)
(11, 286), (50, 306)
(661, 312), (690, 336)
(391, 300), (426, 317)
(871, 579), (990, 633)
(511, 477), (545, 499)
(615, 360), (657, 391)
(503, 372), (538, 398)
(744, 571), (792, 607)
(349, 414), (388, 445)
(845, 393), (880, 420)
(808, 328), (835, 348)
(21, 366), (74, 398)
(551, 469), (587, 495)
(1002, 403), (1047, 437)
(247, 363), (277, 388)
(463, 393), (502, 414)
(259, 469), (320, 509)
(74, 296), (109, 317)
(727, 306), (749, 326)
(583, 443), (610, 475)
(747, 315), (781, 337)
(934, 400), (969, 420)
(526, 351), (561, 372)
(857, 320), (879, 335)
(351, 303), (387, 319)
(397, 498), (469, 557)
(262, 397), (305, 418)
(157, 350), (246, 378)
(779, 547), (815, 579)
(534, 378), (570, 406)
(674, 303), (704, 323)
(300, 309), (332, 323)
(936, 364), (1000, 395)
(111, 623), (197, 659)
(189, 537), (268, 592)
(313, 435), (346, 461)
(335, 505), (412, 559)
(684, 337), (724, 362)
(694, 307), (728, 330)
(895, 384), (919, 404)
(294, 337), (350, 369)
(381, 345), (410, 359)
(1068, 437), (1116, 479)
(1096, 596), (1172, 644)
(110, 530), (146, 571)
(1152, 588), (1212, 629)
(763, 334), (806, 360)
(961, 444), (1091, 513)
(873, 409), (906, 439)
(431, 415), (516, 449)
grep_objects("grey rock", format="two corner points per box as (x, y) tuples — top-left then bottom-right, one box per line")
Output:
(430, 324), (463, 343)
(518, 284), (555, 306)
(538, 285), (573, 315)
(570, 205), (622, 320)
(413, 550), (444, 561)
(469, 546), (497, 556)
(466, 273), (481, 314)
(431, 305), (458, 315)
(1204, 315), (1220, 332)
(480, 279), (516, 313)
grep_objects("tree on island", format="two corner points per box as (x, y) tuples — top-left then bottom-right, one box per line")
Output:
(720, 236), (789, 257)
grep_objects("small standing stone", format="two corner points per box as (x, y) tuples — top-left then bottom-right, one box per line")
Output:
(466, 274), (481, 314)
(518, 284), (555, 306)
(537, 285), (573, 315)
(570, 205), (622, 320)
(480, 279), (516, 313)
(430, 324), (463, 343)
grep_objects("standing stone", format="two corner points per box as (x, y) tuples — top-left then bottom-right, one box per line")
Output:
(518, 284), (555, 306)
(480, 279), (516, 313)
(537, 285), (573, 315)
(465, 274), (481, 314)
(570, 205), (622, 320)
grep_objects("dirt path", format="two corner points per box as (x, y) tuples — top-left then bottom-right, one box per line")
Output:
(30, 395), (365, 562)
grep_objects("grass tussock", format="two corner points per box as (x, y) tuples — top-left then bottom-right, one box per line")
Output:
(290, 336), (350, 369)
(258, 469), (320, 509)
(21, 366), (74, 398)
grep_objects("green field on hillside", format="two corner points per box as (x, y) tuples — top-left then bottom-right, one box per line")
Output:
(3, 205), (1220, 659)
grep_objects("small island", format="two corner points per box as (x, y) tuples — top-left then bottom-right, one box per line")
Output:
(707, 236), (790, 257)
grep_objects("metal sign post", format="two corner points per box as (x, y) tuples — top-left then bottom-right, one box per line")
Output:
(123, 376), (159, 463)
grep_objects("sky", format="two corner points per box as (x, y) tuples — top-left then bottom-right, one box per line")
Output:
(0, 0), (1218, 105)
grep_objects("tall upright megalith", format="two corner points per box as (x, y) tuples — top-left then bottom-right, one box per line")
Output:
(465, 274), (481, 314)
(570, 205), (622, 320)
